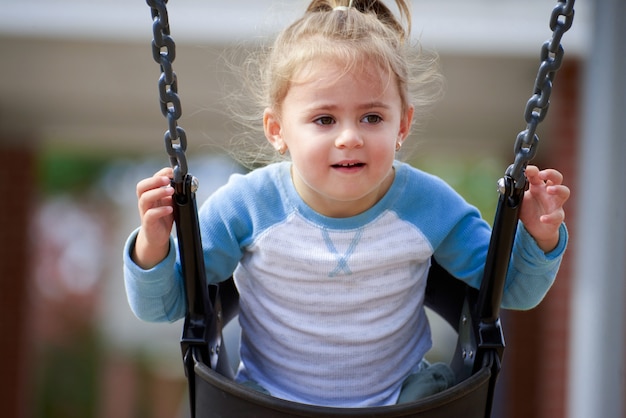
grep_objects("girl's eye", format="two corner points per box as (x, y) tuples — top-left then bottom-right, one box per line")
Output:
(314, 116), (335, 126)
(362, 114), (382, 124)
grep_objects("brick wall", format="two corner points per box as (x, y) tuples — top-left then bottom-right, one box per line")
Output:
(0, 144), (36, 418)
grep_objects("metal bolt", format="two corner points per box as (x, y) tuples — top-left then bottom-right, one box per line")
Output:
(497, 177), (507, 195)
(191, 176), (199, 193)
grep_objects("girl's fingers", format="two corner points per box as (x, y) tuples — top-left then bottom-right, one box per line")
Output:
(142, 204), (174, 224)
(540, 208), (565, 223)
(138, 185), (174, 215)
(136, 175), (171, 198)
(538, 168), (564, 185)
(525, 166), (545, 187)
(136, 168), (173, 196)
(547, 184), (571, 200)
(155, 167), (173, 176)
(136, 168), (176, 217)
(526, 166), (563, 186)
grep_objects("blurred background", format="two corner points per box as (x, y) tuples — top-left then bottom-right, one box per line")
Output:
(1, 0), (624, 417)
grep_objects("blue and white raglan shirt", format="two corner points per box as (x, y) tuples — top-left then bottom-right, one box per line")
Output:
(124, 161), (567, 407)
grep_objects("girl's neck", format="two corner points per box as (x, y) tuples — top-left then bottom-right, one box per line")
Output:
(290, 164), (396, 218)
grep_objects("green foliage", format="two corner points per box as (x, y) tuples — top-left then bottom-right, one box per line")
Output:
(34, 329), (101, 418)
(37, 150), (112, 194)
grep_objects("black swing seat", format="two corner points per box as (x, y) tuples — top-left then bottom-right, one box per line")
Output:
(185, 258), (502, 418)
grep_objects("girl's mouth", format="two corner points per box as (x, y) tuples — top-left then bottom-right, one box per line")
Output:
(331, 162), (365, 168)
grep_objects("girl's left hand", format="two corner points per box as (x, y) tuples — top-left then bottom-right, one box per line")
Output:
(519, 165), (570, 252)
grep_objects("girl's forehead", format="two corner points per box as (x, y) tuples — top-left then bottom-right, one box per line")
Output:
(293, 58), (393, 86)
(285, 60), (400, 105)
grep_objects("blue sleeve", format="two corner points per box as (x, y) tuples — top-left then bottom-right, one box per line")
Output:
(123, 228), (187, 322)
(500, 222), (568, 309)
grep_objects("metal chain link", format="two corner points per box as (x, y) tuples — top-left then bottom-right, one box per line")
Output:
(147, 0), (188, 185)
(504, 0), (575, 192)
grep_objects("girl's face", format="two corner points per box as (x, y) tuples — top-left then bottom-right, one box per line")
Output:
(264, 60), (414, 218)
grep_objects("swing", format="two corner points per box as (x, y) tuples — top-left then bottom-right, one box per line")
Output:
(143, 1), (575, 416)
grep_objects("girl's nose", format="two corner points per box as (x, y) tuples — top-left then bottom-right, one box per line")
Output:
(335, 127), (364, 149)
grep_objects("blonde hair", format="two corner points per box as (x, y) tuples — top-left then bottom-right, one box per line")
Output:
(228, 0), (443, 169)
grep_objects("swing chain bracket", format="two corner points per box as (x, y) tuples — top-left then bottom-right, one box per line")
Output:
(147, 0), (189, 187)
(504, 0), (575, 192)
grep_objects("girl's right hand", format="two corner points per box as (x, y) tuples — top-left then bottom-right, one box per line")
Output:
(132, 167), (176, 269)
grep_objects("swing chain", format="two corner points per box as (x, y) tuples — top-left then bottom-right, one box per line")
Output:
(147, 0), (188, 185)
(505, 0), (575, 193)
(144, 0), (573, 192)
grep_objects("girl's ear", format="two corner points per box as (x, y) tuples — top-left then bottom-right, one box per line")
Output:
(398, 104), (415, 142)
(263, 107), (285, 153)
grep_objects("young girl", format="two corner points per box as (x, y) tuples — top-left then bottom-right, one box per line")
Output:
(124, 0), (569, 408)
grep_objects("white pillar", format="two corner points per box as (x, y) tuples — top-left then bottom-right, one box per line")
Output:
(567, 0), (626, 417)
